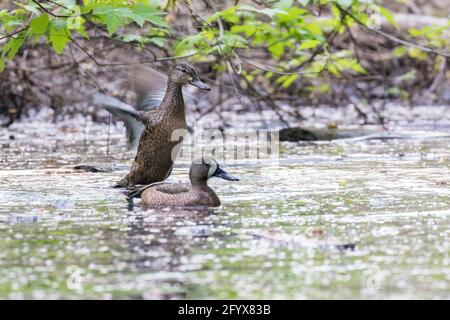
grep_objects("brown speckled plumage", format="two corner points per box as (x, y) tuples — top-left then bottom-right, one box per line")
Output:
(142, 184), (221, 207)
(124, 81), (186, 186)
(118, 63), (210, 187)
(130, 158), (239, 207)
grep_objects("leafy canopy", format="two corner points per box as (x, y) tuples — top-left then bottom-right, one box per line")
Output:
(0, 0), (168, 69)
(0, 0), (448, 90)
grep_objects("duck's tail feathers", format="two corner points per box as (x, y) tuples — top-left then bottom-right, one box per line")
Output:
(93, 92), (145, 150)
(113, 175), (129, 188)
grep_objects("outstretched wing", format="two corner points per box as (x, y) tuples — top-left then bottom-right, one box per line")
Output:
(93, 93), (144, 149)
(127, 63), (167, 111)
(128, 63), (200, 110)
(95, 63), (201, 149)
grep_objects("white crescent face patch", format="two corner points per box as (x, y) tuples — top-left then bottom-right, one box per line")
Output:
(205, 158), (218, 178)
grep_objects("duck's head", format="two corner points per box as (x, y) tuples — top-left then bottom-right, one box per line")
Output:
(190, 157), (239, 185)
(168, 62), (211, 90)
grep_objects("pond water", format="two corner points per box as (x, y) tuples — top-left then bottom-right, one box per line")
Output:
(0, 111), (449, 299)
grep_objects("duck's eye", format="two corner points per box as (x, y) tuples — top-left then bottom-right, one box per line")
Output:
(181, 69), (187, 73)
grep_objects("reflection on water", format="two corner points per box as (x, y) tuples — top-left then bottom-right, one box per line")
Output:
(0, 118), (449, 299)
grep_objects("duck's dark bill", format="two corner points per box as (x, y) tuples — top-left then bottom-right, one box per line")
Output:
(190, 79), (211, 90)
(213, 167), (239, 181)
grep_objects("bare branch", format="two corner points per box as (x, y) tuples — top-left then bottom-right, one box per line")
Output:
(334, 2), (450, 58)
(32, 0), (72, 18)
(242, 58), (330, 76)
(0, 27), (29, 41)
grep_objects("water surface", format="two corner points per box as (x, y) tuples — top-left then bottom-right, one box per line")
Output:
(0, 116), (449, 299)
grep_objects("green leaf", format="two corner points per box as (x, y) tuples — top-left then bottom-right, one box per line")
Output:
(93, 6), (132, 34)
(231, 25), (256, 37)
(2, 36), (25, 60)
(395, 70), (416, 82)
(221, 33), (248, 49)
(408, 47), (427, 60)
(29, 14), (49, 36)
(121, 34), (144, 43)
(299, 39), (321, 50)
(67, 15), (84, 30)
(327, 64), (341, 76)
(93, 4), (166, 34)
(48, 21), (71, 54)
(13, 1), (40, 15)
(336, 0), (353, 7)
(392, 46), (407, 57)
(175, 34), (203, 55)
(276, 74), (299, 88)
(0, 9), (9, 19)
(386, 87), (401, 96)
(76, 25), (89, 39)
(146, 37), (165, 47)
(129, 5), (167, 27)
(377, 6), (399, 29)
(349, 61), (367, 74)
(408, 28), (421, 37)
(304, 23), (324, 37)
(207, 6), (237, 23)
(268, 42), (285, 59)
(306, 83), (331, 93)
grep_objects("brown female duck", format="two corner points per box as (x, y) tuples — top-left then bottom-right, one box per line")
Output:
(95, 63), (210, 187)
(127, 158), (238, 207)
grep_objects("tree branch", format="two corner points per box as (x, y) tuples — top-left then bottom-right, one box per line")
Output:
(334, 2), (450, 58)
(32, 0), (72, 18)
(0, 27), (29, 41)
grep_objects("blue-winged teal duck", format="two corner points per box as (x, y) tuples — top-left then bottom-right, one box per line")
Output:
(127, 158), (238, 207)
(94, 63), (210, 187)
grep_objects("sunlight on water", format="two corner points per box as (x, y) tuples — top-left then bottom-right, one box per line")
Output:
(0, 119), (449, 299)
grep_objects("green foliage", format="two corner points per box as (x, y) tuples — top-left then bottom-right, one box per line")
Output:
(29, 14), (49, 36)
(1, 34), (25, 60)
(376, 5), (398, 29)
(48, 20), (70, 54)
(91, 4), (166, 34)
(0, 0), (448, 92)
(408, 23), (449, 48)
(173, 1), (375, 87)
(0, 0), (167, 70)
